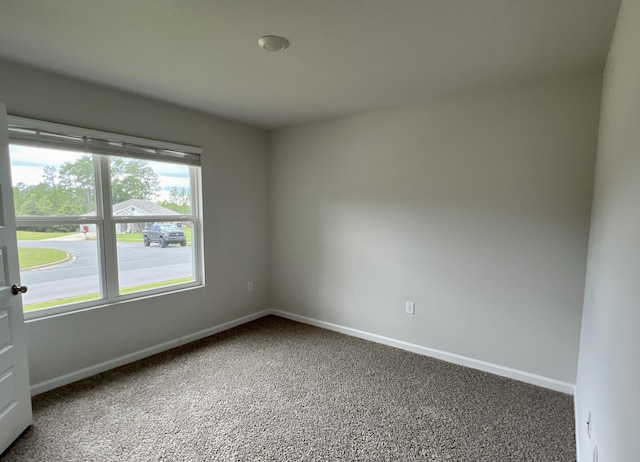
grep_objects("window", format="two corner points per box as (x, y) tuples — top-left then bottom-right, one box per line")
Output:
(7, 116), (204, 319)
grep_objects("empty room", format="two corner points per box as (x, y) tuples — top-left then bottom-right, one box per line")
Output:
(0, 0), (637, 461)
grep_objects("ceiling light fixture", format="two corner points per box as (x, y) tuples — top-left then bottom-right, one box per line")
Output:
(258, 35), (290, 53)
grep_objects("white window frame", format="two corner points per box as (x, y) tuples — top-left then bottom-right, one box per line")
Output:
(8, 116), (205, 320)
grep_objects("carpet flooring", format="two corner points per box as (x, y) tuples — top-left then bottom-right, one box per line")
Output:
(1, 316), (576, 461)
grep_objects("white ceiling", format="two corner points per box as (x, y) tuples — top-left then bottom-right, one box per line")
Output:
(0, 0), (621, 129)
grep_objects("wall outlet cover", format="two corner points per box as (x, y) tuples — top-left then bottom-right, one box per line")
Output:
(405, 301), (415, 315)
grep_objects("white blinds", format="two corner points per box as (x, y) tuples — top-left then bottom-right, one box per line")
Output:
(7, 116), (201, 166)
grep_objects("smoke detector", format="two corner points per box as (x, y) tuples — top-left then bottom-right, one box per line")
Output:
(258, 35), (290, 52)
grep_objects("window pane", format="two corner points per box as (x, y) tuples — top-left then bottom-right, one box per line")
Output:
(9, 145), (97, 216)
(17, 226), (101, 311)
(110, 158), (192, 215)
(8, 117), (203, 319)
(116, 221), (195, 295)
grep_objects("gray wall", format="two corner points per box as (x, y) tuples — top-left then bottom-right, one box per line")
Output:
(269, 71), (601, 384)
(0, 59), (270, 387)
(576, 0), (640, 460)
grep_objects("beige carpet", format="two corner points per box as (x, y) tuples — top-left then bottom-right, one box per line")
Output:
(1, 316), (576, 461)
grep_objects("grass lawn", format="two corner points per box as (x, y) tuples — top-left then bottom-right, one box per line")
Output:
(115, 233), (144, 243)
(17, 231), (76, 241)
(23, 293), (100, 311)
(120, 277), (193, 294)
(18, 247), (68, 270)
(23, 276), (194, 311)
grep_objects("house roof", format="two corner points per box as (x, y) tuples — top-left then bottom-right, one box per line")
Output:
(112, 199), (180, 216)
(84, 199), (181, 217)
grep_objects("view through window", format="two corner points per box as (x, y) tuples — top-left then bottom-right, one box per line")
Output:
(8, 118), (203, 317)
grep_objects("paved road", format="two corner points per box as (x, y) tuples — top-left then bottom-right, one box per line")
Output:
(18, 239), (194, 305)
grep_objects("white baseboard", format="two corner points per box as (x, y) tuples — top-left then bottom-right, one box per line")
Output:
(30, 310), (271, 396)
(268, 309), (575, 395)
(573, 384), (583, 462)
(31, 308), (575, 396)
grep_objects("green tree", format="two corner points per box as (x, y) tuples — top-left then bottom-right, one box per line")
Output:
(158, 186), (191, 214)
(15, 156), (161, 218)
(13, 183), (51, 216)
(12, 183), (28, 216)
(58, 155), (95, 213)
(110, 158), (161, 203)
(42, 165), (57, 186)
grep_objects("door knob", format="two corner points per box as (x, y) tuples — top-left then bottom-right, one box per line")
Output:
(11, 285), (28, 295)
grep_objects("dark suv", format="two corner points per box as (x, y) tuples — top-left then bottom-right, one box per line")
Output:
(142, 224), (187, 248)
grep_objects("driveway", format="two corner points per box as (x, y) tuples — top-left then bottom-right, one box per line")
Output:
(18, 239), (194, 305)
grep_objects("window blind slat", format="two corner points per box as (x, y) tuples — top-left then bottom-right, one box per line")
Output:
(7, 123), (201, 166)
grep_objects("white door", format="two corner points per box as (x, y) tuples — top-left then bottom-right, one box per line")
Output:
(0, 102), (32, 454)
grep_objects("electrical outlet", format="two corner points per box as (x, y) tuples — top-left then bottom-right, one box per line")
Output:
(405, 301), (415, 315)
(587, 412), (592, 439)
(247, 280), (254, 292)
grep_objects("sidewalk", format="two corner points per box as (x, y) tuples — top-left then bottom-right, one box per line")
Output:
(43, 233), (95, 241)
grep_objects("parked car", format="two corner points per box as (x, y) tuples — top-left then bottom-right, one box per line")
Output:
(142, 224), (186, 248)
